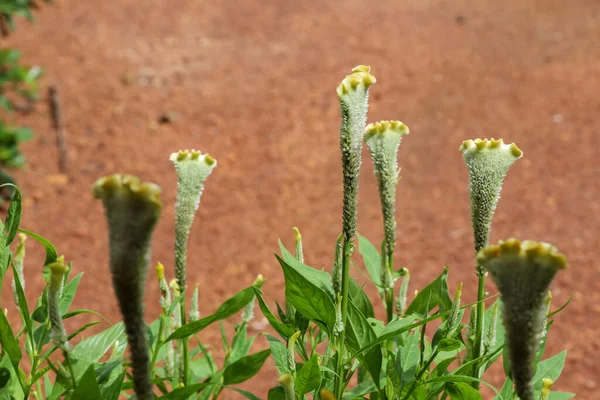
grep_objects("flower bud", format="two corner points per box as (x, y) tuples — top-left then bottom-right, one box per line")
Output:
(539, 378), (553, 400)
(365, 120), (409, 257)
(278, 373), (295, 400)
(170, 150), (216, 290)
(156, 262), (171, 313)
(478, 239), (567, 400)
(189, 284), (200, 322)
(93, 174), (162, 400)
(395, 268), (410, 316)
(338, 66), (376, 241)
(292, 227), (304, 264)
(459, 139), (522, 275)
(47, 256), (70, 350)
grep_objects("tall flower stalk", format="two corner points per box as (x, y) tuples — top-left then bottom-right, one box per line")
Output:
(459, 138), (522, 384)
(93, 174), (162, 400)
(169, 149), (216, 385)
(365, 120), (409, 322)
(335, 65), (375, 399)
(477, 239), (567, 400)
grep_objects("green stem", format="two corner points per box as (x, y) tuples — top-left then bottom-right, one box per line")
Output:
(334, 239), (352, 400)
(472, 273), (486, 388)
(179, 290), (189, 385)
(402, 349), (439, 400)
(63, 350), (77, 389)
(150, 315), (165, 377)
(385, 251), (394, 324)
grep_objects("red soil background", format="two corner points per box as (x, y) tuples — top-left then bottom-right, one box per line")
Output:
(2, 0), (599, 398)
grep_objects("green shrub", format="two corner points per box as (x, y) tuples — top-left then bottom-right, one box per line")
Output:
(0, 65), (572, 400)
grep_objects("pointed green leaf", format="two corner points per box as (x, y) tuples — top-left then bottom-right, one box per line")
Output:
(254, 287), (295, 339)
(71, 365), (102, 400)
(18, 228), (57, 266)
(357, 233), (383, 293)
(345, 301), (382, 386)
(266, 334), (288, 375)
(60, 272), (83, 315)
(445, 382), (483, 400)
(295, 353), (321, 396)
(222, 349), (271, 385)
(405, 267), (452, 318)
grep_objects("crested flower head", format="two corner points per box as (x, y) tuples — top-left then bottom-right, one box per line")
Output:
(477, 239), (566, 400)
(93, 174), (162, 400)
(460, 138), (523, 274)
(338, 66), (376, 241)
(365, 120), (409, 255)
(170, 149), (216, 289)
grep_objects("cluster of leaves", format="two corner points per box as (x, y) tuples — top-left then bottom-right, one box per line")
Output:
(0, 185), (271, 399)
(257, 234), (572, 400)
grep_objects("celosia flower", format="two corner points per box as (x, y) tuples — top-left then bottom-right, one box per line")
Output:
(337, 65), (376, 241)
(364, 120), (409, 258)
(47, 256), (70, 350)
(460, 138), (523, 275)
(477, 239), (567, 400)
(170, 150), (216, 289)
(93, 174), (162, 400)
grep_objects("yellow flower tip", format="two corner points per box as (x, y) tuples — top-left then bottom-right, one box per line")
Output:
(278, 373), (293, 386)
(542, 378), (553, 389)
(169, 279), (180, 296)
(459, 138), (523, 159)
(253, 274), (265, 287)
(547, 290), (553, 301)
(292, 226), (302, 241)
(3, 309), (7, 316)
(93, 174), (162, 209)
(18, 232), (26, 245)
(365, 120), (410, 139)
(156, 262), (165, 280)
(204, 154), (216, 166)
(336, 65), (376, 97)
(476, 239), (568, 272)
(320, 390), (336, 400)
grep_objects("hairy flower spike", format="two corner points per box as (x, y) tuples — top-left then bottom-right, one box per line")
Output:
(287, 331), (301, 374)
(170, 150), (217, 289)
(395, 268), (410, 316)
(331, 233), (343, 294)
(338, 65), (375, 241)
(279, 374), (295, 400)
(93, 174), (162, 400)
(156, 262), (171, 312)
(446, 282), (463, 336)
(47, 256), (70, 350)
(478, 239), (567, 400)
(365, 120), (409, 257)
(484, 302), (499, 355)
(460, 138), (522, 275)
(189, 284), (200, 322)
(12, 233), (27, 308)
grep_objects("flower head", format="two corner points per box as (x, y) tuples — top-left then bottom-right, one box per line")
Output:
(338, 66), (376, 241)
(365, 120), (409, 257)
(170, 150), (216, 289)
(93, 174), (162, 400)
(47, 256), (70, 350)
(460, 138), (522, 274)
(477, 239), (566, 400)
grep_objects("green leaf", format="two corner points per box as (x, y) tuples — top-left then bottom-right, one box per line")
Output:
(71, 365), (102, 400)
(343, 379), (377, 399)
(0, 355), (23, 400)
(157, 383), (207, 399)
(405, 267), (452, 318)
(222, 349), (271, 385)
(0, 367), (9, 389)
(2, 185), (21, 245)
(437, 338), (462, 352)
(495, 377), (513, 400)
(295, 353), (320, 396)
(71, 322), (125, 364)
(167, 285), (255, 341)
(254, 287), (295, 339)
(532, 351), (566, 394)
(276, 251), (336, 334)
(0, 291), (22, 368)
(357, 233), (383, 294)
(265, 334), (289, 375)
(396, 332), (419, 388)
(445, 382), (483, 400)
(101, 371), (125, 400)
(18, 228), (57, 265)
(60, 272), (83, 315)
(345, 301), (382, 386)
(349, 278), (375, 319)
(548, 392), (575, 400)
(227, 387), (262, 400)
(11, 260), (32, 337)
(268, 386), (286, 400)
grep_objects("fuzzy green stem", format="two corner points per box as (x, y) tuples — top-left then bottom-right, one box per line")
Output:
(385, 252), (394, 324)
(334, 239), (352, 400)
(472, 273), (486, 388)
(63, 349), (77, 389)
(179, 292), (189, 385)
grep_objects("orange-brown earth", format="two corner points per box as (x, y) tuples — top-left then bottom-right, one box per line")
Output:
(2, 0), (599, 398)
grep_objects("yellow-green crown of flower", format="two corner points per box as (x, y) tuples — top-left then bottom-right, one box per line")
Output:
(460, 138), (523, 159)
(477, 238), (567, 272)
(169, 149), (216, 167)
(93, 174), (162, 215)
(336, 65), (376, 97)
(364, 120), (409, 140)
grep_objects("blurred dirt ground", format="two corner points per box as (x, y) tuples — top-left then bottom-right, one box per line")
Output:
(1, 0), (599, 398)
